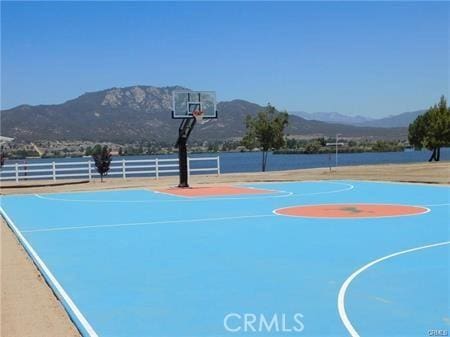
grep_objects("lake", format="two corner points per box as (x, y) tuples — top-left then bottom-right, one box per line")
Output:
(4, 148), (449, 177)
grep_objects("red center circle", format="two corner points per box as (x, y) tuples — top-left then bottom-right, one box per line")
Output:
(274, 204), (428, 218)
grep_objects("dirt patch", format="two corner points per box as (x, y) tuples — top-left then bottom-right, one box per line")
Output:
(1, 219), (81, 337)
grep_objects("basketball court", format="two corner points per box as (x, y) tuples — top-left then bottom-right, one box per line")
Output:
(1, 180), (448, 336)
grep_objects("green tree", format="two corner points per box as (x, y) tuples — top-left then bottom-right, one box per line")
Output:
(242, 104), (289, 171)
(92, 145), (112, 182)
(408, 96), (450, 161)
(304, 140), (322, 154)
(348, 140), (357, 147)
(317, 137), (326, 147)
(85, 146), (92, 156)
(286, 138), (298, 149)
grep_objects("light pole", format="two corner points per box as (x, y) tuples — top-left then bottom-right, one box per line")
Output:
(336, 133), (342, 169)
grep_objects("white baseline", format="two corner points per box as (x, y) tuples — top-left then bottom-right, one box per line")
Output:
(0, 207), (99, 337)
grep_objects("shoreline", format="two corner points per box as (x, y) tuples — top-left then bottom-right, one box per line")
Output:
(1, 161), (448, 196)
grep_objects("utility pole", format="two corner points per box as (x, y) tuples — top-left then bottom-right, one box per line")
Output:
(336, 133), (342, 169)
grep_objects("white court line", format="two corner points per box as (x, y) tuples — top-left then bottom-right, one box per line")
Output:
(423, 203), (450, 207)
(292, 182), (354, 196)
(338, 241), (450, 337)
(273, 203), (431, 220)
(153, 189), (192, 198)
(34, 190), (293, 203)
(0, 207), (99, 337)
(21, 214), (277, 233)
(33, 193), (178, 203)
(32, 181), (354, 204)
(4, 187), (147, 197)
(232, 182), (354, 199)
(342, 179), (450, 188)
(153, 184), (295, 199)
(242, 179), (339, 185)
(22, 183), (355, 233)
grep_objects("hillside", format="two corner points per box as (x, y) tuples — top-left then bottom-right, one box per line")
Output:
(0, 85), (407, 143)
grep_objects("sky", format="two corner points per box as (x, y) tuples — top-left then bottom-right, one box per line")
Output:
(1, 1), (449, 117)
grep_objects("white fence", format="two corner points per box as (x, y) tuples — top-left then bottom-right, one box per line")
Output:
(0, 156), (220, 182)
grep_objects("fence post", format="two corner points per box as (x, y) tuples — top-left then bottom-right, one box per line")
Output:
(155, 158), (159, 180)
(122, 159), (126, 179)
(217, 156), (221, 176)
(52, 162), (56, 181)
(15, 163), (19, 183)
(88, 160), (92, 181)
(187, 157), (191, 179)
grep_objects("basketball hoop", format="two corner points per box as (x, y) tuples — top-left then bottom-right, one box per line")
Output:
(192, 110), (206, 124)
(172, 90), (217, 188)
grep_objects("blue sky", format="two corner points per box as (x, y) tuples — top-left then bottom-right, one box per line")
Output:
(1, 1), (448, 117)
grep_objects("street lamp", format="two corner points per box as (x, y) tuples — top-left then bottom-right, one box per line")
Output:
(326, 135), (344, 172)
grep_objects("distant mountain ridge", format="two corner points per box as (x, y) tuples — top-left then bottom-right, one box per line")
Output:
(290, 111), (373, 125)
(357, 110), (426, 127)
(291, 109), (425, 127)
(0, 85), (408, 143)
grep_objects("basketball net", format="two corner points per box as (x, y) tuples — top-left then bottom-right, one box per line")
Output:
(192, 110), (207, 124)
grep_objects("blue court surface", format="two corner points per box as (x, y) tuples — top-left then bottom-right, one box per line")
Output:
(1, 180), (449, 337)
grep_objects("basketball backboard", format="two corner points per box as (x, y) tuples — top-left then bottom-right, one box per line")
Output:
(172, 91), (217, 119)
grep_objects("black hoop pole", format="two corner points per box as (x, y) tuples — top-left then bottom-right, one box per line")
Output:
(176, 117), (196, 188)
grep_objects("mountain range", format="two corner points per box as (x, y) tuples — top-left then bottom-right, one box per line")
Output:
(0, 85), (414, 144)
(290, 109), (425, 127)
(290, 111), (373, 125)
